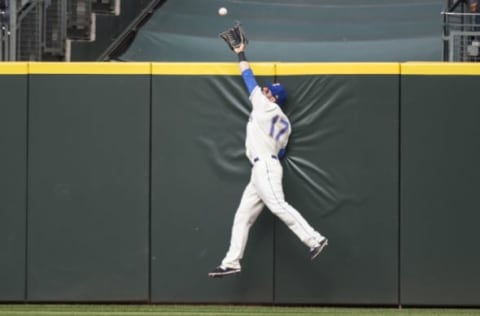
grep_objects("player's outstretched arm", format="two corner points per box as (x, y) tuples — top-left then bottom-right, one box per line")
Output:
(234, 44), (257, 95)
(234, 44), (250, 72)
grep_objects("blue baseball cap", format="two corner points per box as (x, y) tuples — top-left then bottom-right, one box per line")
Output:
(267, 83), (287, 106)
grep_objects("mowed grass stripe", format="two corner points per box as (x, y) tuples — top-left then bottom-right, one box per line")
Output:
(0, 312), (305, 316)
(0, 306), (479, 316)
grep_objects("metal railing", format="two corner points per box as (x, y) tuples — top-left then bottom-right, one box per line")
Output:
(16, 0), (44, 60)
(442, 11), (480, 61)
(0, 0), (152, 61)
(0, 0), (15, 60)
(44, 0), (67, 58)
(1, 0), (71, 61)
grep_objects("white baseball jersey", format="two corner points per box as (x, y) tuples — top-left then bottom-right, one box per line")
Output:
(245, 86), (290, 163)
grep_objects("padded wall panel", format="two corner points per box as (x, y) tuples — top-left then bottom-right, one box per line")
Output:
(150, 63), (275, 303)
(400, 63), (480, 306)
(26, 63), (151, 301)
(6, 61), (479, 306)
(0, 63), (28, 301)
(274, 64), (400, 305)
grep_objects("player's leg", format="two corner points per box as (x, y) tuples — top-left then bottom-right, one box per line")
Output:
(220, 179), (264, 269)
(209, 176), (264, 277)
(253, 159), (327, 253)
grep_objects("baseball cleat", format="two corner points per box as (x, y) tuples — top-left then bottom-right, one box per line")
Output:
(208, 266), (241, 278)
(310, 237), (328, 260)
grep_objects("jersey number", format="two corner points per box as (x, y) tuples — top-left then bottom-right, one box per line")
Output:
(269, 115), (289, 140)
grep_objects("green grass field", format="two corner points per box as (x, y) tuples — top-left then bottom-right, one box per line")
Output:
(0, 305), (479, 316)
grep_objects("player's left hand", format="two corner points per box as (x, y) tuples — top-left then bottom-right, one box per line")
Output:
(234, 43), (245, 54)
(219, 22), (248, 51)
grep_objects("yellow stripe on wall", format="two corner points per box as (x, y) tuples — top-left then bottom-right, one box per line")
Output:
(276, 63), (400, 75)
(151, 62), (274, 75)
(5, 62), (480, 76)
(0, 62), (28, 74)
(401, 62), (480, 75)
(28, 62), (152, 74)
(151, 62), (400, 75)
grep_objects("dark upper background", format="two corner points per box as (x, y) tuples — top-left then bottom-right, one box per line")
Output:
(119, 0), (445, 62)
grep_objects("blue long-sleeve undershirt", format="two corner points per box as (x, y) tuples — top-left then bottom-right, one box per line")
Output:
(241, 68), (257, 95)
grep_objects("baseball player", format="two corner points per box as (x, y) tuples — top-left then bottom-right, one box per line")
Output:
(208, 40), (328, 278)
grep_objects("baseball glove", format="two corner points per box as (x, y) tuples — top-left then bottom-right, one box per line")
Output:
(219, 22), (248, 51)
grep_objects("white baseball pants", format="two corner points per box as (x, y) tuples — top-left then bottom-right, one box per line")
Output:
(221, 155), (324, 270)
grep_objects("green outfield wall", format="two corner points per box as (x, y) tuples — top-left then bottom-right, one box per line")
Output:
(274, 64), (399, 305)
(0, 63), (28, 301)
(26, 63), (151, 302)
(400, 63), (480, 306)
(0, 62), (479, 306)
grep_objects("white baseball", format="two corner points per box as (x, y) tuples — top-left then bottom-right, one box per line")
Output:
(218, 7), (228, 16)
